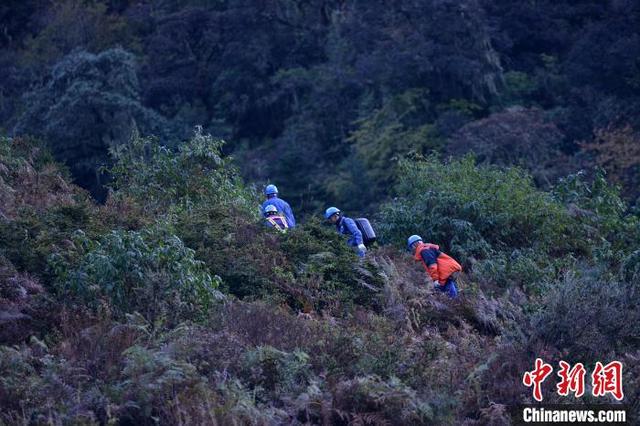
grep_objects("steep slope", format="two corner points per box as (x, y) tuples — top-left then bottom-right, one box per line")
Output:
(0, 133), (638, 424)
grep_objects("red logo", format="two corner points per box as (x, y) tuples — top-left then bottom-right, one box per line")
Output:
(556, 361), (586, 398)
(591, 361), (624, 400)
(523, 358), (554, 402)
(523, 359), (624, 401)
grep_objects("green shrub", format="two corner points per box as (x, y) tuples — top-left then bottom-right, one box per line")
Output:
(116, 345), (203, 420)
(474, 248), (559, 294)
(620, 250), (640, 283)
(177, 209), (385, 314)
(0, 136), (105, 281)
(333, 375), (434, 425)
(173, 202), (271, 299)
(553, 170), (640, 259)
(500, 71), (537, 106)
(379, 156), (571, 256)
(109, 127), (257, 218)
(240, 345), (313, 402)
(376, 156), (583, 297)
(0, 203), (100, 279)
(0, 346), (41, 415)
(534, 268), (640, 360)
(275, 219), (386, 312)
(331, 88), (443, 210)
(108, 128), (384, 315)
(378, 187), (492, 261)
(49, 224), (222, 325)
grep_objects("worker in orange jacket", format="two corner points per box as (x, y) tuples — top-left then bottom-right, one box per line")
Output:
(407, 235), (461, 298)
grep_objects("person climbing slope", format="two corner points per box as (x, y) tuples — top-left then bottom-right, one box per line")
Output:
(263, 204), (289, 232)
(325, 207), (367, 257)
(261, 184), (296, 227)
(407, 235), (462, 299)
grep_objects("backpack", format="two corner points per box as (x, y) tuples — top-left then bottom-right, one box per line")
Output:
(265, 215), (289, 232)
(354, 218), (376, 246)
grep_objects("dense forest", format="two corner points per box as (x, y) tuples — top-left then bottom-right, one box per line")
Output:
(2, 0), (640, 210)
(1, 1), (639, 424)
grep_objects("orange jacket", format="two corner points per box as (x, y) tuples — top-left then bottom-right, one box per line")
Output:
(414, 242), (462, 285)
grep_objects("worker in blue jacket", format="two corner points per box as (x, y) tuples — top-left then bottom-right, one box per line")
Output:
(261, 184), (296, 227)
(325, 207), (367, 257)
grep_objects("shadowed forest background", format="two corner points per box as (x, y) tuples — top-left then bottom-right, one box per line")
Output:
(1, 1), (639, 425)
(3, 0), (640, 210)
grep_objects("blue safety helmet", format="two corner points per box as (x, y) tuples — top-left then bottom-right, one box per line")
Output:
(324, 207), (340, 219)
(265, 184), (278, 196)
(407, 235), (423, 250)
(264, 204), (278, 215)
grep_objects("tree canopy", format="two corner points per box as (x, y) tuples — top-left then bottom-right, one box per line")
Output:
(1, 0), (638, 209)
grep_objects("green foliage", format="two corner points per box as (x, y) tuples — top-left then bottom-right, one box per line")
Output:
(0, 204), (95, 279)
(332, 89), (442, 210)
(117, 344), (203, 420)
(49, 224), (222, 324)
(0, 136), (103, 279)
(241, 346), (312, 402)
(437, 98), (483, 118)
(15, 48), (167, 199)
(109, 127), (257, 217)
(474, 248), (556, 293)
(2, 0), (640, 213)
(374, 156), (614, 296)
(177, 209), (385, 313)
(3, 3), (640, 423)
(0, 346), (40, 413)
(108, 127), (384, 314)
(21, 0), (138, 67)
(109, 128), (265, 303)
(334, 375), (434, 425)
(535, 269), (640, 361)
(500, 71), (538, 106)
(378, 156), (571, 258)
(553, 170), (640, 259)
(621, 250), (640, 283)
(275, 219), (386, 311)
(173, 203), (268, 299)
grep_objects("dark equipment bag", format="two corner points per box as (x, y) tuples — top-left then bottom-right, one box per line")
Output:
(354, 218), (376, 246)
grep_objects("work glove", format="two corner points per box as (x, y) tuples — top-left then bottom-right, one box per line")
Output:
(357, 244), (367, 257)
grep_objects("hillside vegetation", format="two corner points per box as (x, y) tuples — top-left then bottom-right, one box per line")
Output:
(1, 0), (639, 211)
(1, 1), (639, 423)
(1, 133), (638, 425)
